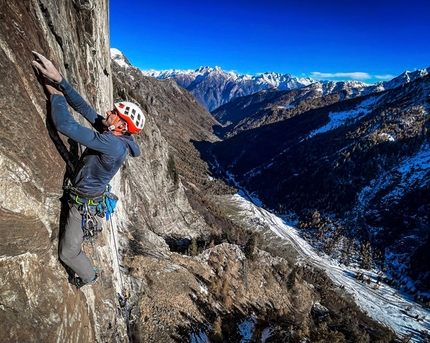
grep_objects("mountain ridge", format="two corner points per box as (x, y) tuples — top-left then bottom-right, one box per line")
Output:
(131, 48), (429, 112)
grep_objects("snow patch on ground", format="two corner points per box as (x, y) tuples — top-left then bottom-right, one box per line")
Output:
(309, 94), (386, 138)
(356, 143), (430, 208)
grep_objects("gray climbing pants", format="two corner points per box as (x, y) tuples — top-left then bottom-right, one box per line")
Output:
(59, 203), (96, 283)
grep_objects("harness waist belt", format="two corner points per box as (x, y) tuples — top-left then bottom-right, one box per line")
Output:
(70, 193), (104, 206)
(69, 188), (105, 200)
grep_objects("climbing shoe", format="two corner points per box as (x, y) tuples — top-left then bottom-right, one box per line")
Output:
(90, 273), (98, 285)
(73, 276), (85, 289)
(72, 272), (98, 289)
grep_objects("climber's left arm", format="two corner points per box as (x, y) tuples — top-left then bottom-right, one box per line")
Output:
(32, 50), (102, 125)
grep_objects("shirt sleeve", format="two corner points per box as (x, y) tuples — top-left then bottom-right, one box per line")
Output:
(58, 77), (102, 125)
(50, 94), (122, 156)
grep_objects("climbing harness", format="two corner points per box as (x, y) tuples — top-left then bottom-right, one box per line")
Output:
(63, 179), (119, 239)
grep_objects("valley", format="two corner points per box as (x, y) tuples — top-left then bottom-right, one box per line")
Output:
(223, 193), (430, 342)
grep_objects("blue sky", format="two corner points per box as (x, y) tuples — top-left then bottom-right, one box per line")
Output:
(110, 0), (430, 84)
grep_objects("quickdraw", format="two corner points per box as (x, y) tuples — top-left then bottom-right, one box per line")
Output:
(79, 203), (103, 240)
(117, 289), (130, 308)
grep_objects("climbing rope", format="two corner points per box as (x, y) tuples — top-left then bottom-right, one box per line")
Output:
(109, 214), (133, 343)
(91, 239), (106, 303)
(81, 208), (132, 343)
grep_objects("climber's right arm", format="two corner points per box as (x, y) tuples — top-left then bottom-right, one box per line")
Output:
(49, 94), (120, 155)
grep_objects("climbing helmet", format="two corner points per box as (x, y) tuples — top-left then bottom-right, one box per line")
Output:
(114, 102), (145, 134)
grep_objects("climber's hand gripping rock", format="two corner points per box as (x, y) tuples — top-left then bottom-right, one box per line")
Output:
(32, 51), (62, 82)
(32, 51), (64, 95)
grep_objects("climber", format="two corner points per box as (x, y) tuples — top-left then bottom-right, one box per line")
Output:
(32, 51), (145, 289)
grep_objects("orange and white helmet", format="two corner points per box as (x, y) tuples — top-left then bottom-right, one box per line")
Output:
(114, 102), (145, 134)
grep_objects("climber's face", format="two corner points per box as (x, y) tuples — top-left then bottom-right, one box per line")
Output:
(103, 109), (127, 131)
(104, 108), (117, 123)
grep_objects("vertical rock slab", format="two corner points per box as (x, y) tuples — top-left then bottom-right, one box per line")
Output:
(0, 1), (124, 342)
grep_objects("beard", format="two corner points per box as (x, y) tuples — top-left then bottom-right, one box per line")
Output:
(101, 117), (109, 127)
(101, 117), (116, 131)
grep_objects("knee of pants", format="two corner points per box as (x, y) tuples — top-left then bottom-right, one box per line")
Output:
(59, 246), (75, 264)
(60, 206), (85, 262)
(59, 237), (83, 263)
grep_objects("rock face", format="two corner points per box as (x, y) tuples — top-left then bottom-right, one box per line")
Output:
(0, 0), (209, 341)
(0, 1), (122, 342)
(0, 1), (245, 342)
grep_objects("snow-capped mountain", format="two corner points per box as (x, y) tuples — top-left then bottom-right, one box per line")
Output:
(141, 65), (316, 111)
(382, 68), (430, 90)
(141, 65), (315, 89)
(143, 65), (430, 112)
(112, 48), (429, 112)
(111, 47), (131, 69)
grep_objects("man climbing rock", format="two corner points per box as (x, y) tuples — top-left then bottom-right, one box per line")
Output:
(32, 51), (144, 288)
